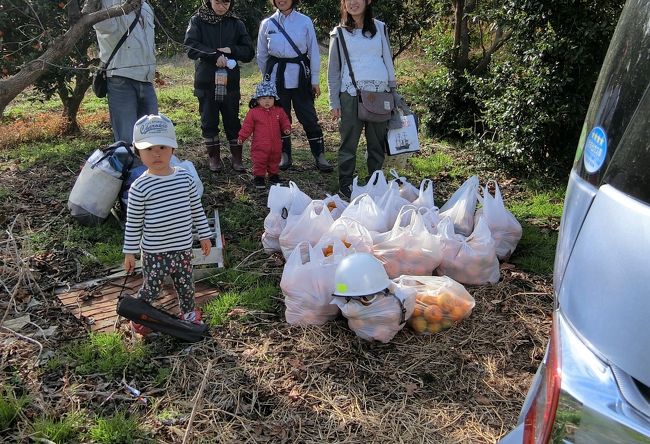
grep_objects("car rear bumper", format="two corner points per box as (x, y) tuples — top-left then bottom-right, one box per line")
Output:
(499, 311), (650, 443)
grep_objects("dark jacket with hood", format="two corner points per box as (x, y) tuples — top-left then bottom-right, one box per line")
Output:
(184, 4), (254, 94)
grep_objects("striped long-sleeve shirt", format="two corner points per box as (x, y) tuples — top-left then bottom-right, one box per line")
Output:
(123, 168), (212, 254)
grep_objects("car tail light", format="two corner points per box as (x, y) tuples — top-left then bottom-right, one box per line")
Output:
(523, 317), (562, 444)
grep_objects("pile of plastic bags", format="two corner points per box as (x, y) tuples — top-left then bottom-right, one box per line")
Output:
(263, 169), (522, 342)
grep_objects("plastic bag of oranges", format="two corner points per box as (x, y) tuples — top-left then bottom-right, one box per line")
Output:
(339, 193), (389, 234)
(376, 181), (411, 229)
(439, 175), (479, 237)
(323, 193), (349, 220)
(319, 217), (374, 255)
(351, 170), (389, 201)
(394, 275), (475, 334)
(281, 240), (351, 325)
(262, 182), (312, 253)
(388, 168), (419, 202)
(436, 215), (500, 285)
(279, 200), (335, 259)
(373, 207), (443, 278)
(474, 180), (522, 260)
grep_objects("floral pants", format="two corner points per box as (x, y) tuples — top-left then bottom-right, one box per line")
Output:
(139, 250), (195, 313)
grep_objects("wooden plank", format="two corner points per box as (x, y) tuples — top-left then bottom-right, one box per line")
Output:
(57, 275), (219, 332)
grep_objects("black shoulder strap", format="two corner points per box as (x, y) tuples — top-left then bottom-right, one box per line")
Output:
(102, 7), (142, 72)
(337, 27), (358, 92)
(270, 17), (304, 58)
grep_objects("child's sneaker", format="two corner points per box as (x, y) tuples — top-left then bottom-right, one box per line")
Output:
(253, 176), (266, 189)
(130, 321), (153, 336)
(182, 309), (203, 325)
(268, 174), (281, 185)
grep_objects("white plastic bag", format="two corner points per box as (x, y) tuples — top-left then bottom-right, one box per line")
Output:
(339, 193), (389, 234)
(319, 217), (374, 254)
(388, 168), (419, 202)
(439, 175), (480, 236)
(171, 155), (203, 198)
(279, 200), (335, 259)
(332, 282), (415, 343)
(261, 182), (312, 253)
(475, 181), (522, 260)
(281, 241), (345, 325)
(417, 206), (441, 234)
(373, 207), (443, 278)
(323, 194), (349, 220)
(394, 275), (475, 335)
(436, 216), (500, 285)
(377, 181), (411, 229)
(351, 170), (389, 201)
(411, 178), (435, 209)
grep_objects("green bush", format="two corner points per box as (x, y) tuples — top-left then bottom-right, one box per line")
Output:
(411, 66), (477, 141)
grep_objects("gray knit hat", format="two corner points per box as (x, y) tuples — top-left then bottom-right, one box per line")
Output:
(252, 81), (280, 100)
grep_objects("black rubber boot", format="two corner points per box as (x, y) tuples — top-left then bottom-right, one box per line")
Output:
(205, 138), (223, 172)
(309, 137), (333, 172)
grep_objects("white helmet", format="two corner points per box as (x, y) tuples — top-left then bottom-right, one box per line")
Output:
(333, 253), (390, 297)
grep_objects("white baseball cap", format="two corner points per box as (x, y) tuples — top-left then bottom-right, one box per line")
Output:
(132, 113), (178, 149)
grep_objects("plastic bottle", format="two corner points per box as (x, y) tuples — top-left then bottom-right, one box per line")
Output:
(214, 67), (228, 102)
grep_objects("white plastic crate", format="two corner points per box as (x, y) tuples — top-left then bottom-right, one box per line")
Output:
(192, 209), (224, 268)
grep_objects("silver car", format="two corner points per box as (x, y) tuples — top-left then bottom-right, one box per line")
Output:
(499, 0), (650, 443)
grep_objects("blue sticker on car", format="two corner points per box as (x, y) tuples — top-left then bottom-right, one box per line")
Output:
(584, 126), (607, 173)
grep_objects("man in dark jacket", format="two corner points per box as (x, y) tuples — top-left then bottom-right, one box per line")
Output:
(184, 0), (255, 173)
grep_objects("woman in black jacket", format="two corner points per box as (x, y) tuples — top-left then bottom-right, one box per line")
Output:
(184, 0), (255, 173)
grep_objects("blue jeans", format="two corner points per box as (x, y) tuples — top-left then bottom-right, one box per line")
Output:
(107, 76), (158, 145)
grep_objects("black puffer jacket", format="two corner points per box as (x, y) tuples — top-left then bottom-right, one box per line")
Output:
(184, 15), (254, 92)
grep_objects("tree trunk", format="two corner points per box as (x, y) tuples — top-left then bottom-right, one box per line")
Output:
(58, 73), (93, 136)
(452, 0), (465, 69)
(0, 0), (140, 117)
(472, 29), (512, 75)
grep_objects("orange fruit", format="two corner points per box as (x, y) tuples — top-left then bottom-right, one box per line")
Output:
(322, 245), (333, 257)
(343, 240), (351, 248)
(327, 201), (337, 211)
(424, 305), (443, 323)
(412, 303), (425, 318)
(418, 294), (437, 305)
(437, 291), (453, 308)
(450, 304), (468, 321)
(409, 316), (427, 334)
(426, 321), (443, 333)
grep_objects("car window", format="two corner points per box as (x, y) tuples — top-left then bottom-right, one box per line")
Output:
(574, 0), (650, 204)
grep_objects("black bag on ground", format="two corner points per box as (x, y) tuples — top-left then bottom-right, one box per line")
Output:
(116, 295), (209, 342)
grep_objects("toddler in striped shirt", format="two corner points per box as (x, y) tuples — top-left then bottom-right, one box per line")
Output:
(123, 114), (212, 335)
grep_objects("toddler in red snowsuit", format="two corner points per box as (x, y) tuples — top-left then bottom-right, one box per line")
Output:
(238, 81), (291, 189)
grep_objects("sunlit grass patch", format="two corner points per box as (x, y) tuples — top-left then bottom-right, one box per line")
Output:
(31, 411), (86, 443)
(509, 191), (564, 220)
(203, 269), (279, 326)
(1, 140), (96, 168)
(67, 332), (148, 377)
(88, 411), (142, 444)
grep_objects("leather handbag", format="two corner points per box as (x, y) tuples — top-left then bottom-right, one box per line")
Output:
(358, 90), (395, 123)
(337, 27), (395, 123)
(92, 8), (141, 98)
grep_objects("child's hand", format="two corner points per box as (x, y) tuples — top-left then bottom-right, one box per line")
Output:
(200, 238), (212, 256)
(124, 254), (136, 274)
(237, 139), (243, 145)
